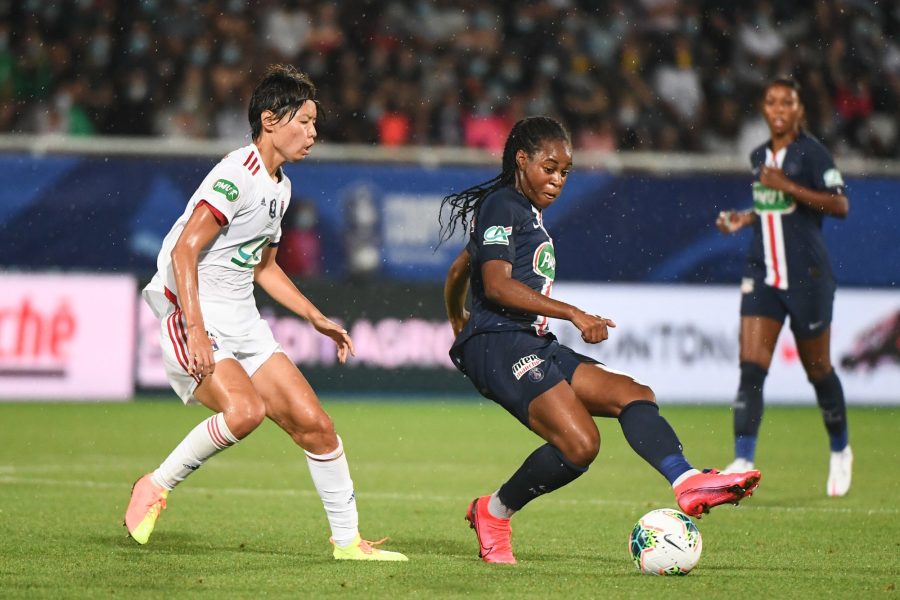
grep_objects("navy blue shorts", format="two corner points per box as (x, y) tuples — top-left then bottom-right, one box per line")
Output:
(450, 330), (599, 427)
(740, 277), (835, 340)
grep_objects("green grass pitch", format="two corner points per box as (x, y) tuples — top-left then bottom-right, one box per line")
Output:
(0, 399), (897, 599)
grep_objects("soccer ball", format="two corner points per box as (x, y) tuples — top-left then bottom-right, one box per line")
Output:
(629, 508), (702, 576)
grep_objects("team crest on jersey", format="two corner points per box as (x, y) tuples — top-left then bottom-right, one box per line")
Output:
(212, 179), (239, 202)
(512, 354), (544, 380)
(484, 225), (512, 245)
(752, 182), (796, 213)
(207, 332), (220, 351)
(532, 242), (556, 280)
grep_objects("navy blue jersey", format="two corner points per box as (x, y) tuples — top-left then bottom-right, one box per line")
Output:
(746, 131), (845, 290)
(453, 186), (556, 348)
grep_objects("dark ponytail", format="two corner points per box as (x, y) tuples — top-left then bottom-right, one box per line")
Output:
(438, 116), (570, 244)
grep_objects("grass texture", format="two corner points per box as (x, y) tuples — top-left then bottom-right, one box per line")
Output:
(0, 399), (897, 599)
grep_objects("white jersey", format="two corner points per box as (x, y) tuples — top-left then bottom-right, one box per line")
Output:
(143, 143), (291, 331)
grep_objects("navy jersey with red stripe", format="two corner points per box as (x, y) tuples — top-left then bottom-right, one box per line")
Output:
(746, 131), (845, 290)
(452, 186), (556, 350)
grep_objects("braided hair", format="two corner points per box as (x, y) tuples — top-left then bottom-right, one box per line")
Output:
(438, 116), (571, 244)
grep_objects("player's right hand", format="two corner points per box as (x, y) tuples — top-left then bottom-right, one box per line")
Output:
(716, 210), (741, 234)
(572, 311), (616, 344)
(186, 326), (215, 380)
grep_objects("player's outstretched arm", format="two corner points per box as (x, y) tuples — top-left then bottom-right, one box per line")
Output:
(254, 247), (354, 363)
(481, 260), (615, 343)
(444, 248), (471, 337)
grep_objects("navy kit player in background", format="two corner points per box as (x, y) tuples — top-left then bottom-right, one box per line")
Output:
(125, 65), (406, 561)
(716, 78), (852, 497)
(442, 116), (761, 565)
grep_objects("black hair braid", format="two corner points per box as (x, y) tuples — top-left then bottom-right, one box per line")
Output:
(438, 116), (570, 245)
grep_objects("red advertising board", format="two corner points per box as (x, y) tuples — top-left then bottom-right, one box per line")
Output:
(0, 273), (136, 400)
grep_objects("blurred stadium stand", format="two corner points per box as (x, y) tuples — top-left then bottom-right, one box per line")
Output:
(2, 0), (900, 158)
(2, 1), (899, 402)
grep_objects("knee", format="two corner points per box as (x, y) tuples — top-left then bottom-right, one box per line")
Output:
(634, 384), (656, 404)
(806, 364), (833, 384)
(224, 399), (267, 439)
(291, 411), (337, 453)
(613, 384), (656, 416)
(561, 428), (600, 468)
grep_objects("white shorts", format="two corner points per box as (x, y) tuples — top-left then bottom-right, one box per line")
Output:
(157, 299), (282, 405)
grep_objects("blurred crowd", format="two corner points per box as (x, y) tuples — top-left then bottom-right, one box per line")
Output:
(2, 0), (900, 158)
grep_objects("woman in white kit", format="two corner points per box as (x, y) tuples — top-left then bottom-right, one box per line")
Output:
(125, 64), (407, 561)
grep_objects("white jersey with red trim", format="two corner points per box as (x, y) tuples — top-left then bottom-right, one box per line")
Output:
(143, 143), (291, 330)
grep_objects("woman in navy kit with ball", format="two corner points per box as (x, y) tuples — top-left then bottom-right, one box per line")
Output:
(716, 78), (852, 497)
(442, 116), (761, 565)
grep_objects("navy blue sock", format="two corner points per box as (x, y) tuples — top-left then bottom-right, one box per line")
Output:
(733, 362), (767, 461)
(735, 435), (758, 461)
(812, 369), (849, 451)
(497, 443), (588, 511)
(618, 400), (692, 484)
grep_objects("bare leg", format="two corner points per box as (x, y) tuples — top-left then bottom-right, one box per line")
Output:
(251, 352), (356, 546)
(152, 359), (265, 490)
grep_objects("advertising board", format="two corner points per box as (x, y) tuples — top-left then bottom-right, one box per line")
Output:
(0, 273), (136, 400)
(551, 283), (900, 404)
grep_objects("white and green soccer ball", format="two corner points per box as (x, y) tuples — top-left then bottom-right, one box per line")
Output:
(629, 508), (703, 576)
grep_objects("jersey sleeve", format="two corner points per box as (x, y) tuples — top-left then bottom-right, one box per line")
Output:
(473, 194), (519, 264)
(270, 224), (282, 246)
(807, 145), (845, 195)
(194, 162), (251, 225)
(270, 179), (291, 246)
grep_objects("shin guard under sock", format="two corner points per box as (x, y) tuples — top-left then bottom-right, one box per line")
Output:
(733, 362), (767, 461)
(497, 443), (587, 511)
(618, 400), (692, 484)
(812, 369), (849, 451)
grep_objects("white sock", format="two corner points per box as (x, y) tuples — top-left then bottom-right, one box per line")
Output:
(151, 413), (239, 490)
(305, 435), (359, 547)
(488, 491), (516, 519)
(672, 469), (702, 489)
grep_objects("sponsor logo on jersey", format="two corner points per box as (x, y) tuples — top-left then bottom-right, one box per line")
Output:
(230, 235), (271, 268)
(532, 241), (556, 280)
(483, 225), (512, 245)
(752, 182), (795, 213)
(512, 354), (544, 380)
(212, 179), (240, 201)
(823, 168), (844, 188)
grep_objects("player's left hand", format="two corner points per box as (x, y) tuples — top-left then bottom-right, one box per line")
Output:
(312, 316), (355, 364)
(759, 166), (794, 193)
